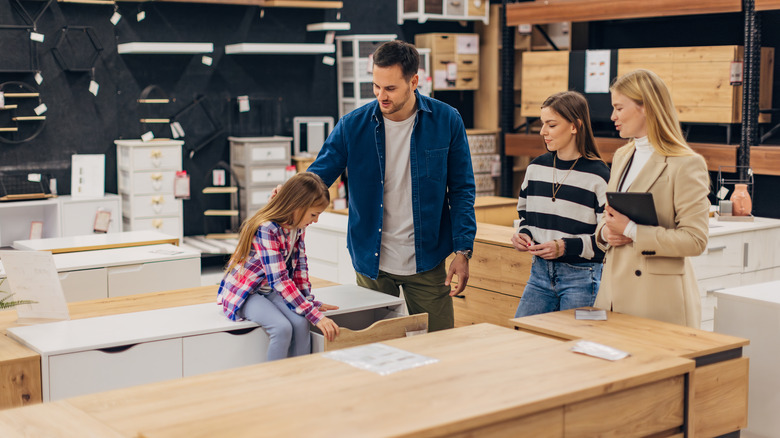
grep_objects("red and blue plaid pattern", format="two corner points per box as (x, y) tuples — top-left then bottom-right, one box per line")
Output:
(218, 221), (323, 325)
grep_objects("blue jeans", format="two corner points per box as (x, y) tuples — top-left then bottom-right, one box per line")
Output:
(514, 256), (603, 318)
(238, 291), (311, 361)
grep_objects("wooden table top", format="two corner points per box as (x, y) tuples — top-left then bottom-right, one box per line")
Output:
(511, 309), (749, 360)
(473, 222), (516, 248)
(0, 323), (693, 438)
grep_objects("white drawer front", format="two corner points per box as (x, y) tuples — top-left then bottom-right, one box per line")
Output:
(690, 234), (744, 279)
(182, 327), (268, 377)
(120, 169), (176, 195)
(250, 167), (286, 185)
(58, 268), (108, 302)
(48, 338), (182, 401)
(741, 266), (780, 286)
(119, 145), (182, 171)
(124, 216), (181, 237)
(696, 273), (741, 298)
(744, 228), (780, 272)
(123, 194), (182, 218)
(107, 258), (200, 297)
(231, 141), (290, 165)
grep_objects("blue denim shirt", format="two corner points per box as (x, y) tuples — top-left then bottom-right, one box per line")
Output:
(308, 91), (476, 279)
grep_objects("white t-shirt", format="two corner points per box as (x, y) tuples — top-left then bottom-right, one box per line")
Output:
(379, 114), (417, 275)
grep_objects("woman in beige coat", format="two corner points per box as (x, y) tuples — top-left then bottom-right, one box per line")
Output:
(594, 69), (710, 328)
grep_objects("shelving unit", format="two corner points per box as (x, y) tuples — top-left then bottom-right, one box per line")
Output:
(306, 22), (351, 32)
(117, 43), (214, 54)
(397, 0), (489, 25)
(225, 43), (334, 54)
(335, 34), (397, 118)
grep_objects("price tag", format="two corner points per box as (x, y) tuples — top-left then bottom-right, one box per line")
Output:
(212, 169), (226, 186)
(34, 103), (48, 115)
(137, 11), (146, 22)
(30, 32), (44, 42)
(174, 171), (190, 199)
(717, 186), (730, 200)
(0, 92), (4, 108)
(89, 80), (99, 96)
(35, 72), (43, 85)
(446, 62), (457, 80)
(238, 95), (250, 113)
(201, 55), (213, 66)
(93, 209), (112, 233)
(110, 12), (122, 25)
(28, 173), (41, 182)
(170, 121), (185, 139)
(730, 61), (743, 86)
(324, 30), (335, 44)
(141, 131), (155, 142)
(322, 56), (335, 66)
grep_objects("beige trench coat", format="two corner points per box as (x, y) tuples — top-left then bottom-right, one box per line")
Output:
(594, 144), (710, 328)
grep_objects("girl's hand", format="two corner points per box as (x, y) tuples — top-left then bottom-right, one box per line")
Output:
(528, 239), (564, 260)
(511, 232), (534, 252)
(319, 302), (340, 312)
(316, 317), (340, 342)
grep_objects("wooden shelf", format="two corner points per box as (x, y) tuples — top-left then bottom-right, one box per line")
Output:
(504, 133), (738, 171)
(204, 210), (239, 217)
(0, 105), (18, 110)
(306, 22), (351, 31)
(202, 187), (238, 194)
(506, 0), (741, 26)
(117, 43), (214, 54)
(750, 146), (780, 176)
(756, 0), (780, 10)
(0, 127), (19, 132)
(225, 43), (335, 54)
(12, 116), (45, 121)
(143, 0), (343, 8)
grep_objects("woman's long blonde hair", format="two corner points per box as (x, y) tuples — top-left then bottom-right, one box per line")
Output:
(610, 69), (694, 157)
(226, 172), (330, 273)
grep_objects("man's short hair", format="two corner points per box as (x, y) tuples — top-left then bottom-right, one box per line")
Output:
(372, 40), (419, 81)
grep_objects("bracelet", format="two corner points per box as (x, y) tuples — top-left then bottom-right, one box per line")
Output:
(554, 240), (560, 257)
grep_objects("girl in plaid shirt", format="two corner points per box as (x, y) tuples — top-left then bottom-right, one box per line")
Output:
(218, 172), (340, 360)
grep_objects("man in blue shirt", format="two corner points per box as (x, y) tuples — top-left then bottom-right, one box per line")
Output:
(308, 40), (476, 331)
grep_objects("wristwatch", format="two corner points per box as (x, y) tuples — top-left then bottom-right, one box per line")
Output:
(455, 249), (473, 260)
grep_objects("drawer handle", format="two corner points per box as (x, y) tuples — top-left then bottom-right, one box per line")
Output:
(98, 344), (138, 354)
(228, 327), (259, 336)
(706, 287), (725, 294)
(461, 77), (474, 82)
(152, 219), (164, 229)
(707, 245), (726, 252)
(450, 1), (461, 6)
(453, 294), (466, 299)
(150, 173), (163, 181)
(462, 60), (474, 64)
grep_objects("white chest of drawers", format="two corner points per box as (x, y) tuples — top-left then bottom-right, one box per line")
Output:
(115, 139), (184, 238)
(6, 285), (405, 402)
(228, 136), (291, 220)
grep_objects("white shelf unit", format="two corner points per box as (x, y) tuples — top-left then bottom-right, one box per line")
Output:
(228, 136), (292, 221)
(0, 195), (122, 247)
(306, 22), (351, 32)
(117, 43), (214, 54)
(115, 139), (184, 238)
(397, 0), (489, 25)
(335, 34), (397, 119)
(225, 43), (335, 54)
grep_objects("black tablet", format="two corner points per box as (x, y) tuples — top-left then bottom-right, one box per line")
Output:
(606, 192), (659, 226)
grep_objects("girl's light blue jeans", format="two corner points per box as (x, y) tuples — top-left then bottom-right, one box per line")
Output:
(238, 290), (311, 361)
(514, 256), (603, 318)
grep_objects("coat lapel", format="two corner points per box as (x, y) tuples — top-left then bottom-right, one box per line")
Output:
(610, 147), (634, 191)
(629, 152), (667, 193)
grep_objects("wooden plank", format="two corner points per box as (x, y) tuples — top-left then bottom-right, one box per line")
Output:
(693, 357), (749, 437)
(750, 146), (780, 176)
(450, 408), (563, 438)
(127, 0), (343, 7)
(506, 0), (741, 26)
(324, 314), (428, 351)
(453, 285), (521, 327)
(756, 0), (780, 10)
(520, 51), (569, 118)
(759, 47), (775, 123)
(0, 401), (125, 437)
(0, 352), (41, 409)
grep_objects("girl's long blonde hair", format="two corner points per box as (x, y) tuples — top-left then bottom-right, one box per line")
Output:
(226, 172), (330, 273)
(610, 69), (694, 157)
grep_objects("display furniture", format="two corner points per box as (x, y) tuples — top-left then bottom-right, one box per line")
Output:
(12, 230), (177, 253)
(335, 34), (397, 118)
(115, 139), (184, 238)
(414, 33), (480, 91)
(714, 280), (780, 438)
(228, 136), (292, 221)
(398, 0), (489, 25)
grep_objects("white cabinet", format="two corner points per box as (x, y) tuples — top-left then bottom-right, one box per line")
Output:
(59, 195), (122, 236)
(7, 285), (406, 402)
(305, 212), (355, 285)
(228, 136), (292, 221)
(116, 139), (184, 237)
(336, 34), (397, 119)
(714, 281), (780, 438)
(398, 0), (489, 24)
(692, 217), (780, 330)
(0, 244), (201, 302)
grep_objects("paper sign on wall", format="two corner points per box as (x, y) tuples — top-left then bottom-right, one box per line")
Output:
(584, 50), (611, 94)
(0, 251), (70, 323)
(71, 154), (105, 199)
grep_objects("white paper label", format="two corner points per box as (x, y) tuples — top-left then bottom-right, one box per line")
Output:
(34, 103), (47, 115)
(89, 80), (99, 96)
(0, 92), (4, 108)
(238, 95), (250, 113)
(322, 56), (335, 66)
(27, 173), (41, 182)
(30, 32), (44, 43)
(170, 121), (185, 139)
(34, 72), (43, 85)
(584, 50), (611, 94)
(717, 186), (730, 200)
(212, 169), (226, 186)
(730, 61), (744, 85)
(446, 62), (457, 80)
(366, 53), (374, 73)
(110, 12), (122, 25)
(141, 131), (155, 142)
(201, 55), (213, 66)
(137, 11), (146, 22)
(518, 24), (532, 34)
(324, 30), (335, 44)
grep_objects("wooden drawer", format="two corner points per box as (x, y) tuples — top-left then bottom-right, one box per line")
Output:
(456, 71), (479, 89)
(107, 258), (200, 297)
(118, 169), (175, 195)
(311, 307), (405, 352)
(453, 285), (520, 328)
(229, 137), (290, 166)
(693, 358), (749, 437)
(467, 0), (486, 17)
(123, 194), (181, 218)
(182, 327), (268, 377)
(690, 233), (744, 280)
(450, 242), (530, 295)
(48, 338), (182, 401)
(564, 375), (685, 437)
(233, 165), (287, 187)
(457, 53), (479, 71)
(416, 33), (456, 55)
(118, 144), (182, 172)
(58, 268), (107, 302)
(124, 216), (181, 237)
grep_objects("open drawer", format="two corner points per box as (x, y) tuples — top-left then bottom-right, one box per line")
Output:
(311, 311), (428, 353)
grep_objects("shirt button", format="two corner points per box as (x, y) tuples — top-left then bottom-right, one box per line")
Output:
(375, 253), (379, 256)
(378, 228), (382, 232)
(380, 204), (383, 208)
(635, 270), (642, 277)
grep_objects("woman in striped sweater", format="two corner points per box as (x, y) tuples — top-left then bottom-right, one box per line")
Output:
(513, 91), (610, 317)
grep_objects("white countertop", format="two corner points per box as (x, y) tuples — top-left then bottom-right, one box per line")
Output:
(6, 285), (404, 356)
(0, 244), (200, 277)
(707, 216), (780, 237)
(13, 230), (180, 252)
(713, 280), (780, 307)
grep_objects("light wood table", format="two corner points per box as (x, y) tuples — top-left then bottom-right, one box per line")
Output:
(0, 278), (338, 410)
(473, 195), (518, 227)
(512, 310), (750, 438)
(0, 323), (694, 437)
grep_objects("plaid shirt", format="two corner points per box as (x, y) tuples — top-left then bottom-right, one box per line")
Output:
(218, 221), (324, 325)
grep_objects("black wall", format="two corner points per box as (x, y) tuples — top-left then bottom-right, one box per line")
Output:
(0, 0), (473, 235)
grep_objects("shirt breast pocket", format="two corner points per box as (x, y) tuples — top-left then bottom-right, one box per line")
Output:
(425, 148), (448, 182)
